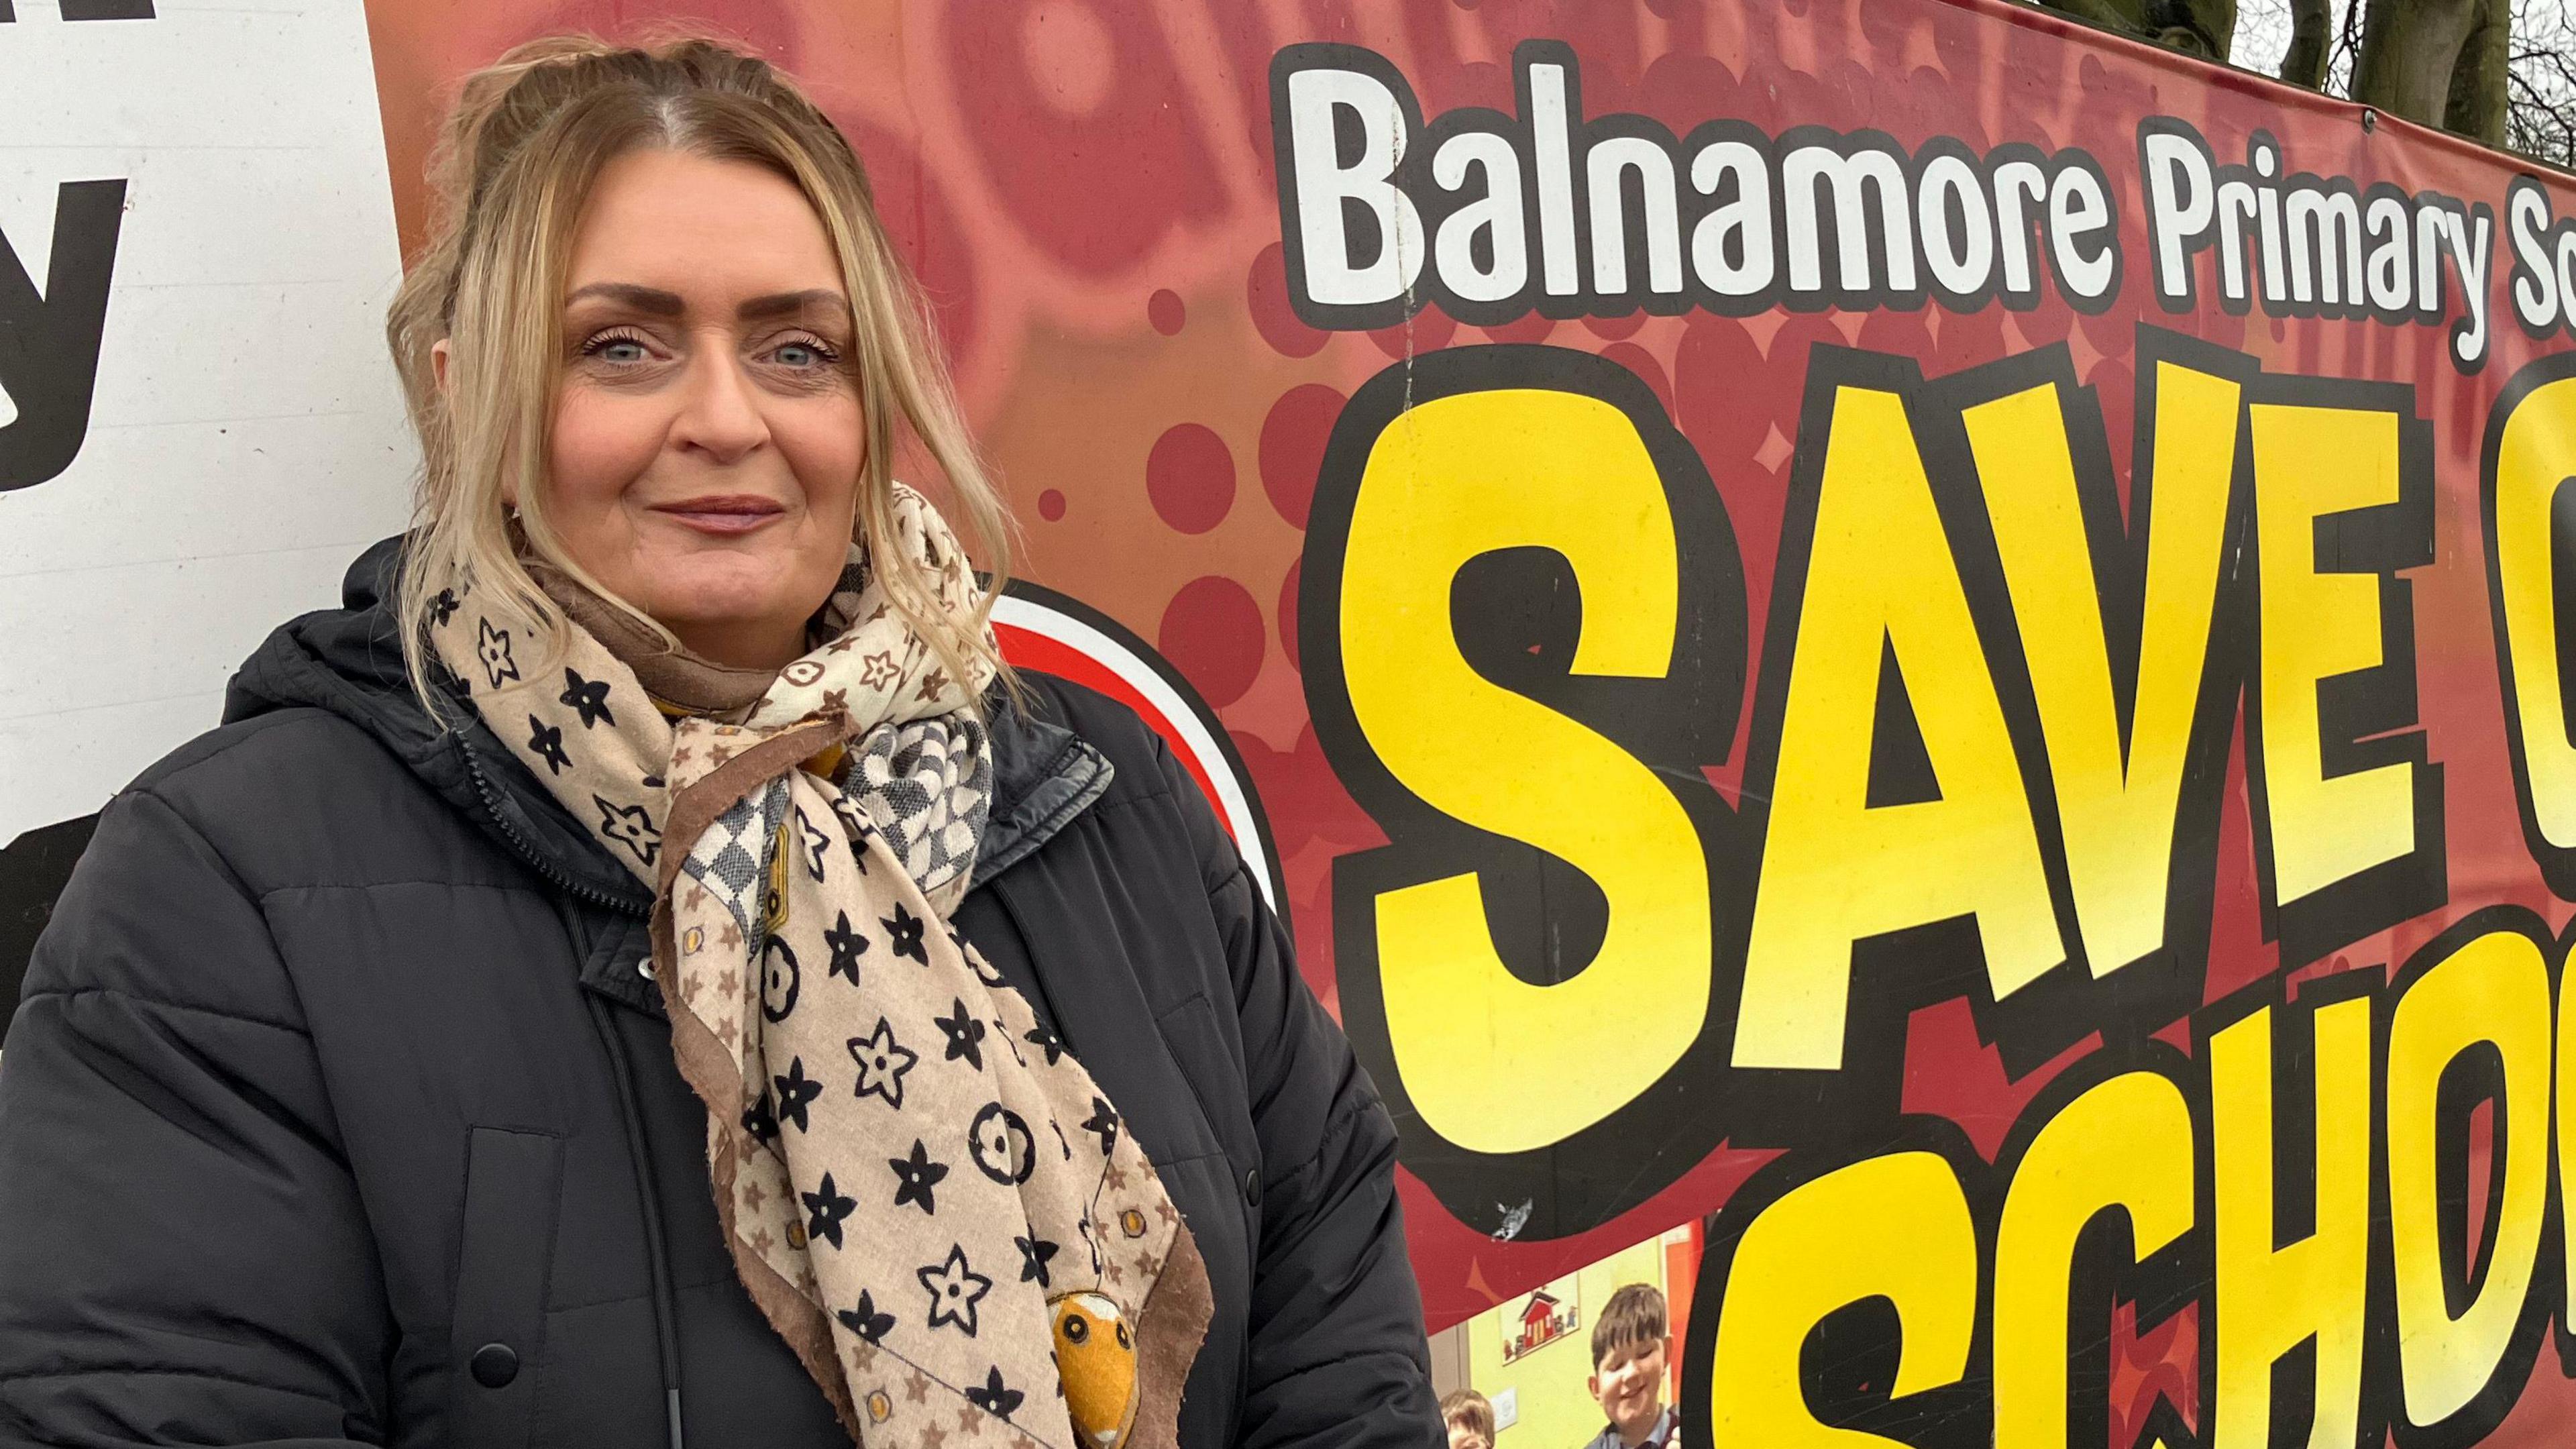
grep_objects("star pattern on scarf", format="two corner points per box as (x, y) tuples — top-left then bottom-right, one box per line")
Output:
(741, 1090), (780, 1145)
(917, 1245), (992, 1336)
(595, 796), (661, 865)
(964, 1368), (1024, 1419)
(1081, 1097), (1119, 1157)
(883, 902), (928, 963)
(527, 716), (570, 775)
(848, 1017), (917, 1109)
(1023, 1023), (1065, 1066)
(859, 651), (898, 690)
(559, 667), (616, 729)
(836, 1289), (896, 1344)
(773, 1057), (822, 1134)
(476, 619), (518, 687)
(932, 997), (987, 1070)
(889, 1137), (950, 1214)
(801, 1173), (857, 1250)
(1014, 1232), (1057, 1287)
(824, 910), (869, 983)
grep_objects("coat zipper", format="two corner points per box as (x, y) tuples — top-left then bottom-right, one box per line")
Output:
(460, 741), (651, 917)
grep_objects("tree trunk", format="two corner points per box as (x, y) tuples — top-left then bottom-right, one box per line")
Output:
(2031, 0), (2235, 60)
(2352, 0), (2487, 130)
(2282, 0), (2331, 88)
(2443, 0), (2511, 144)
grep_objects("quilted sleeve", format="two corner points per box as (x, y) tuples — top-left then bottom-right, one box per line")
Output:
(0, 785), (390, 1447)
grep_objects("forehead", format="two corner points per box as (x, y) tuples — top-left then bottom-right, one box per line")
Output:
(564, 148), (845, 307)
(1596, 1335), (1662, 1369)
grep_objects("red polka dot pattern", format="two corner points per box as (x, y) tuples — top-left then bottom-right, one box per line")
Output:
(1145, 423), (1234, 535)
(1278, 557), (1302, 673)
(1158, 576), (1265, 707)
(1247, 242), (1327, 359)
(1258, 384), (1345, 531)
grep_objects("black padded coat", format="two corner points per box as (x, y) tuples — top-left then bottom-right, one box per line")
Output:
(0, 539), (1440, 1449)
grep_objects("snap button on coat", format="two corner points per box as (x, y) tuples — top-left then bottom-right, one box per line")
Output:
(1244, 1168), (1262, 1208)
(470, 1343), (520, 1389)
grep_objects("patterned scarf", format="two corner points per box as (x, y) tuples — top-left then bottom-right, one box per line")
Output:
(428, 486), (1210, 1449)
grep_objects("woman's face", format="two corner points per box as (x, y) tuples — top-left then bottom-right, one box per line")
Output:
(540, 146), (864, 669)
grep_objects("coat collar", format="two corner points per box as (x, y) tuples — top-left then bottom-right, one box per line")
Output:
(227, 537), (1115, 927)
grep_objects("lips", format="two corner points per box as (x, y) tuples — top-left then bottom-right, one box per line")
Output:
(652, 494), (786, 536)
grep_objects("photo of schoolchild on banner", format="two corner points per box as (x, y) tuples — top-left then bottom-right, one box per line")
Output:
(283, 0), (2576, 1440)
(13, 0), (2576, 1442)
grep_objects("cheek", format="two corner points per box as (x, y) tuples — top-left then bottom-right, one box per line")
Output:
(545, 387), (665, 521)
(773, 394), (867, 519)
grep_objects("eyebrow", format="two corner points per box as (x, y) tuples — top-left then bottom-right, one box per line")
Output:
(563, 282), (849, 323)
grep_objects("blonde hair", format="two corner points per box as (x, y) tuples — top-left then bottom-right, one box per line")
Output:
(387, 32), (1010, 716)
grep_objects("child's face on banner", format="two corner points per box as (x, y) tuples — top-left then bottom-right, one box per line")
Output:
(1587, 1334), (1670, 1431)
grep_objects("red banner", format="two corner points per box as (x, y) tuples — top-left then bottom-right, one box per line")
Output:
(362, 1), (2576, 1440)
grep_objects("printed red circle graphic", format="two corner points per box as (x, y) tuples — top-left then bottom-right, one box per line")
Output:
(1146, 423), (1236, 535)
(1038, 488), (1067, 521)
(1158, 576), (1265, 708)
(1148, 288), (1186, 335)
(1248, 242), (1328, 359)
(1279, 557), (1301, 673)
(1675, 317), (1766, 466)
(1483, 312), (1556, 345)
(1258, 384), (1344, 531)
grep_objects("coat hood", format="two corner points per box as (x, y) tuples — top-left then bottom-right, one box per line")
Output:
(223, 537), (1110, 918)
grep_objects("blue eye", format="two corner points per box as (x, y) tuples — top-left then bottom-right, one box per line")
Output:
(580, 330), (652, 364)
(774, 338), (841, 368)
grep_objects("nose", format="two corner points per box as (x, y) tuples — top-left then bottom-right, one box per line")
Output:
(671, 340), (769, 464)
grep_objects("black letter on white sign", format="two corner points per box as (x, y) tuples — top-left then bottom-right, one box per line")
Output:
(0, 179), (125, 492)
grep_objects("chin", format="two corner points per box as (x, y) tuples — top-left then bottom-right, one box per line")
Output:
(639, 572), (792, 632)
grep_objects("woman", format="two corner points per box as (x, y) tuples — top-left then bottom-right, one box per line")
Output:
(0, 36), (1438, 1449)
